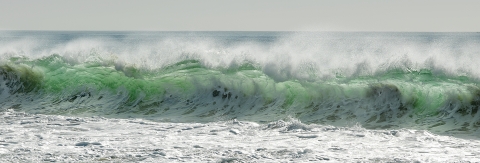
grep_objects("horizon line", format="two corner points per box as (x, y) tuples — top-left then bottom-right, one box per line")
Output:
(1, 30), (479, 33)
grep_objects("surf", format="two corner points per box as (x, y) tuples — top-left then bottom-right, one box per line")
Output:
(2, 31), (480, 135)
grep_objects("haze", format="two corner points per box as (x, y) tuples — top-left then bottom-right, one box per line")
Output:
(0, 0), (478, 32)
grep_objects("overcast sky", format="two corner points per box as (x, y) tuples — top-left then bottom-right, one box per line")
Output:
(0, 0), (478, 31)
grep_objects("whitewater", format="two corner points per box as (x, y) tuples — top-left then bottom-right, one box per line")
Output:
(1, 31), (480, 162)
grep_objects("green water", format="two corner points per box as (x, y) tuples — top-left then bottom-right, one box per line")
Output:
(1, 55), (480, 133)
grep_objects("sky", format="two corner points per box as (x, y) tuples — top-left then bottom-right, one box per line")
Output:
(0, 0), (479, 32)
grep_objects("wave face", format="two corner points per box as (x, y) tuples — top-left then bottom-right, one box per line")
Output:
(2, 31), (480, 134)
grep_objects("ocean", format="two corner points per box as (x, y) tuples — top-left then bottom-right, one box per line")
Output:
(1, 31), (480, 162)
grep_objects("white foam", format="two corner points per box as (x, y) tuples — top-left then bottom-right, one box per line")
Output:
(2, 32), (480, 80)
(0, 111), (478, 162)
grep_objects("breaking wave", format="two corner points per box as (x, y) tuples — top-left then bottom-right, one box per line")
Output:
(2, 31), (480, 134)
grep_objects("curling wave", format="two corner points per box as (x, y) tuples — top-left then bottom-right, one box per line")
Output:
(1, 54), (480, 134)
(2, 31), (480, 134)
